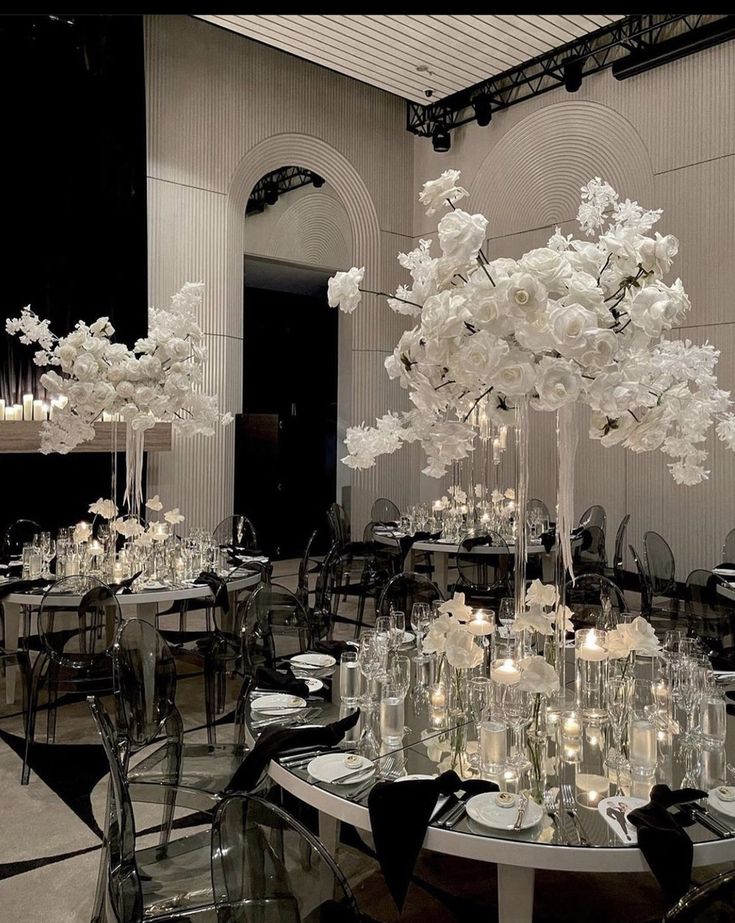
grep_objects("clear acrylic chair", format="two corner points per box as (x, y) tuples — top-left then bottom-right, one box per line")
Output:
(663, 867), (735, 921)
(684, 569), (735, 664)
(295, 528), (323, 611)
(572, 525), (607, 574)
(454, 530), (512, 606)
(377, 571), (444, 618)
(22, 575), (122, 785)
(612, 513), (631, 582)
(644, 530), (680, 617)
(241, 582), (313, 674)
(211, 793), (361, 923)
(370, 497), (401, 524)
(3, 517), (42, 555)
(114, 619), (247, 848)
(526, 498), (550, 523)
(565, 573), (627, 628)
(722, 528), (735, 563)
(213, 514), (258, 553)
(579, 505), (607, 533)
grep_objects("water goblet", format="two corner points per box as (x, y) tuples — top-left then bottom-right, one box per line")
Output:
(390, 611), (406, 653)
(498, 597), (515, 640)
(605, 674), (634, 773)
(411, 602), (431, 657)
(469, 676), (492, 768)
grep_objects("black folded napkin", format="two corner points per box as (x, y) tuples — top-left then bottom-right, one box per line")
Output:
(254, 666), (310, 699)
(368, 769), (499, 910)
(226, 708), (360, 792)
(397, 530), (441, 562)
(540, 527), (556, 553)
(628, 784), (706, 905)
(313, 639), (352, 658)
(194, 571), (229, 613)
(108, 570), (142, 595)
(0, 577), (46, 601)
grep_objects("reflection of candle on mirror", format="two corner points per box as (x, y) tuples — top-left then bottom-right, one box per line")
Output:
(491, 658), (521, 684)
(562, 711), (581, 738)
(429, 683), (447, 728)
(562, 740), (582, 763)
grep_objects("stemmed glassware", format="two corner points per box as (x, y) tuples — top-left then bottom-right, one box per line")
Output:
(498, 598), (515, 640)
(469, 676), (492, 769)
(411, 603), (431, 657)
(357, 631), (382, 758)
(605, 675), (634, 772)
(36, 531), (56, 580)
(390, 610), (406, 655)
(374, 615), (394, 672)
(500, 682), (533, 771)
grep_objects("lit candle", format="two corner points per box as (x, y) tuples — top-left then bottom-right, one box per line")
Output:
(0, 399), (5, 421)
(576, 628), (608, 662)
(32, 399), (44, 421)
(112, 561), (125, 582)
(88, 540), (104, 558)
(22, 394), (33, 420)
(491, 658), (521, 685)
(429, 682), (447, 728)
(468, 609), (495, 636)
(102, 411), (112, 422)
(432, 500), (442, 512)
(151, 522), (169, 542)
(13, 404), (23, 420)
(74, 520), (92, 544)
(498, 426), (508, 449)
(562, 711), (582, 738)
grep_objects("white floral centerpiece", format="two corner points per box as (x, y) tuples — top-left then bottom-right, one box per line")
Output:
(6, 282), (232, 513)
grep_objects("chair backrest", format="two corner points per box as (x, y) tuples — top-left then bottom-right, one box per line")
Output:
(572, 526), (607, 572)
(644, 530), (676, 595)
(629, 544), (651, 612)
(377, 572), (444, 618)
(212, 793), (361, 922)
(213, 514), (258, 551)
(87, 696), (142, 922)
(455, 530), (512, 594)
(684, 569), (735, 651)
(242, 582), (312, 672)
(114, 619), (180, 750)
(565, 573), (627, 626)
(527, 498), (550, 523)
(327, 502), (350, 546)
(613, 514), (631, 573)
(579, 505), (606, 532)
(4, 518), (42, 555)
(370, 497), (401, 524)
(722, 528), (735, 564)
(663, 867), (735, 921)
(296, 528), (320, 607)
(39, 576), (122, 669)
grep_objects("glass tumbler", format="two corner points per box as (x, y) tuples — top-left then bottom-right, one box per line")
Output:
(339, 652), (362, 706)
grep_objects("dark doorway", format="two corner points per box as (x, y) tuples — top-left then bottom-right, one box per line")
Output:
(236, 262), (338, 559)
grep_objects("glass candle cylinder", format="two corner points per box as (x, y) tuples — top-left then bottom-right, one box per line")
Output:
(339, 652), (362, 706)
(629, 716), (657, 774)
(575, 629), (608, 720)
(479, 719), (508, 774)
(428, 682), (447, 728)
(380, 682), (405, 742)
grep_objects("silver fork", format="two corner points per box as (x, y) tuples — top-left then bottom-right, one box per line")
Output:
(561, 783), (590, 846)
(350, 756), (397, 800)
(543, 789), (561, 844)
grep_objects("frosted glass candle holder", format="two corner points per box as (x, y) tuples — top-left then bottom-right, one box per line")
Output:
(575, 629), (608, 721)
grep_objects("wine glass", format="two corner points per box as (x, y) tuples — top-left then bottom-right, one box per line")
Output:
(410, 603), (431, 657)
(469, 676), (492, 768)
(389, 654), (411, 698)
(375, 615), (394, 670)
(37, 531), (56, 580)
(499, 682), (532, 771)
(357, 632), (382, 757)
(389, 610), (406, 654)
(498, 598), (515, 640)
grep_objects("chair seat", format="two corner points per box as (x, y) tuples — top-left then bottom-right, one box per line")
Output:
(136, 828), (215, 919)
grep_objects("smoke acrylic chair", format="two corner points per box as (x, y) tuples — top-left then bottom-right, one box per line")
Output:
(213, 514), (259, 553)
(22, 575), (121, 785)
(377, 571), (444, 618)
(684, 569), (735, 664)
(453, 530), (512, 607)
(370, 497), (401, 524)
(644, 530), (681, 618)
(663, 867), (735, 921)
(240, 582), (313, 675)
(722, 528), (735, 564)
(578, 505), (607, 533)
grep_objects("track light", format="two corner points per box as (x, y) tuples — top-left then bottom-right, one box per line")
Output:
(264, 183), (279, 206)
(471, 93), (493, 127)
(311, 173), (325, 188)
(432, 125), (451, 153)
(562, 57), (584, 92)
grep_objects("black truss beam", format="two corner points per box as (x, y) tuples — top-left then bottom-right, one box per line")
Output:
(407, 14), (728, 138)
(246, 165), (323, 215)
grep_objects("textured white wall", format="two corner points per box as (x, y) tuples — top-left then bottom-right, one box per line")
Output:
(145, 14), (417, 535)
(414, 42), (735, 578)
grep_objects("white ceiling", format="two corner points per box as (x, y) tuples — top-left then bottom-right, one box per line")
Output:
(196, 14), (625, 103)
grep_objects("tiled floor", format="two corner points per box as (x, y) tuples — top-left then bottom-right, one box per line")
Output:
(0, 561), (723, 921)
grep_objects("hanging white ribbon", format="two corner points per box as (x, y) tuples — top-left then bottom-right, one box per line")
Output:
(556, 404), (578, 583)
(124, 424), (145, 519)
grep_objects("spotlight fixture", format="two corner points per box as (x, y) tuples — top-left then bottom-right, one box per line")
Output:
(562, 57), (584, 92)
(264, 183), (279, 206)
(432, 125), (451, 153)
(311, 173), (325, 188)
(471, 93), (493, 127)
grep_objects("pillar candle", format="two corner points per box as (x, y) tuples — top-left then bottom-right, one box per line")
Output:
(13, 404), (23, 420)
(41, 402), (49, 420)
(491, 658), (521, 685)
(32, 399), (44, 421)
(0, 399), (5, 421)
(22, 394), (33, 420)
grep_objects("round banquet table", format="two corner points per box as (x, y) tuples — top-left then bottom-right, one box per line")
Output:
(1, 567), (262, 704)
(245, 659), (735, 923)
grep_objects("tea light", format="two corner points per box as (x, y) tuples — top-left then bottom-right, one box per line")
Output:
(112, 561), (125, 582)
(22, 393), (33, 420)
(576, 628), (608, 662)
(151, 522), (169, 542)
(562, 739), (582, 763)
(468, 609), (495, 636)
(74, 521), (92, 544)
(429, 683), (447, 728)
(562, 711), (582, 739)
(491, 658), (521, 685)
(88, 539), (104, 558)
(432, 500), (443, 512)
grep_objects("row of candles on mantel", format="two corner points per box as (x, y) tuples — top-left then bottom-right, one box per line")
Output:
(0, 394), (127, 423)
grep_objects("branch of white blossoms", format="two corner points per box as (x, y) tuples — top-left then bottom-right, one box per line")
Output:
(327, 170), (735, 486)
(6, 282), (233, 454)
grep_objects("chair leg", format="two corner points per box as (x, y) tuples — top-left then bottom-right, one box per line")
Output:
(90, 779), (112, 923)
(204, 655), (217, 746)
(157, 713), (183, 858)
(46, 661), (59, 744)
(354, 594), (366, 639)
(22, 655), (48, 785)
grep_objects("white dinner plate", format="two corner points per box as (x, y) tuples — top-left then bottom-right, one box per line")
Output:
(401, 631), (415, 646)
(307, 753), (374, 784)
(303, 677), (324, 693)
(290, 653), (337, 670)
(395, 773), (436, 782)
(466, 792), (544, 831)
(251, 694), (306, 715)
(138, 580), (169, 590)
(708, 788), (735, 819)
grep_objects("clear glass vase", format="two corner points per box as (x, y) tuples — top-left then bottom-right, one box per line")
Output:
(526, 694), (548, 804)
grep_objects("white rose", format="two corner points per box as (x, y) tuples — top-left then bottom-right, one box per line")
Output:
(525, 579), (558, 608)
(487, 257), (520, 280)
(445, 625), (484, 669)
(514, 316), (554, 353)
(82, 337), (106, 358)
(454, 331), (508, 385)
(623, 408), (668, 453)
(628, 280), (690, 338)
(72, 353), (99, 382)
(65, 329), (87, 349)
(567, 241), (606, 277)
(418, 169), (469, 215)
(88, 497), (117, 520)
(491, 351), (536, 396)
(638, 232), (679, 277)
(550, 303), (597, 351)
(422, 614), (453, 655)
(164, 507), (185, 525)
(138, 354), (162, 378)
(130, 411), (156, 431)
(585, 373), (637, 416)
(166, 338), (189, 360)
(327, 267), (364, 314)
(134, 385), (155, 407)
(566, 271), (606, 313)
(589, 412), (638, 447)
(519, 247), (572, 293)
(533, 357), (581, 410)
(513, 605), (555, 636)
(438, 592), (474, 623)
(437, 209), (488, 265)
(499, 272), (548, 321)
(115, 381), (135, 399)
(145, 494), (164, 511)
(56, 343), (78, 368)
(106, 365), (128, 384)
(90, 317), (114, 336)
(517, 655), (560, 695)
(575, 329), (618, 369)
(621, 617), (661, 655)
(105, 342), (129, 362)
(421, 291), (470, 340)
